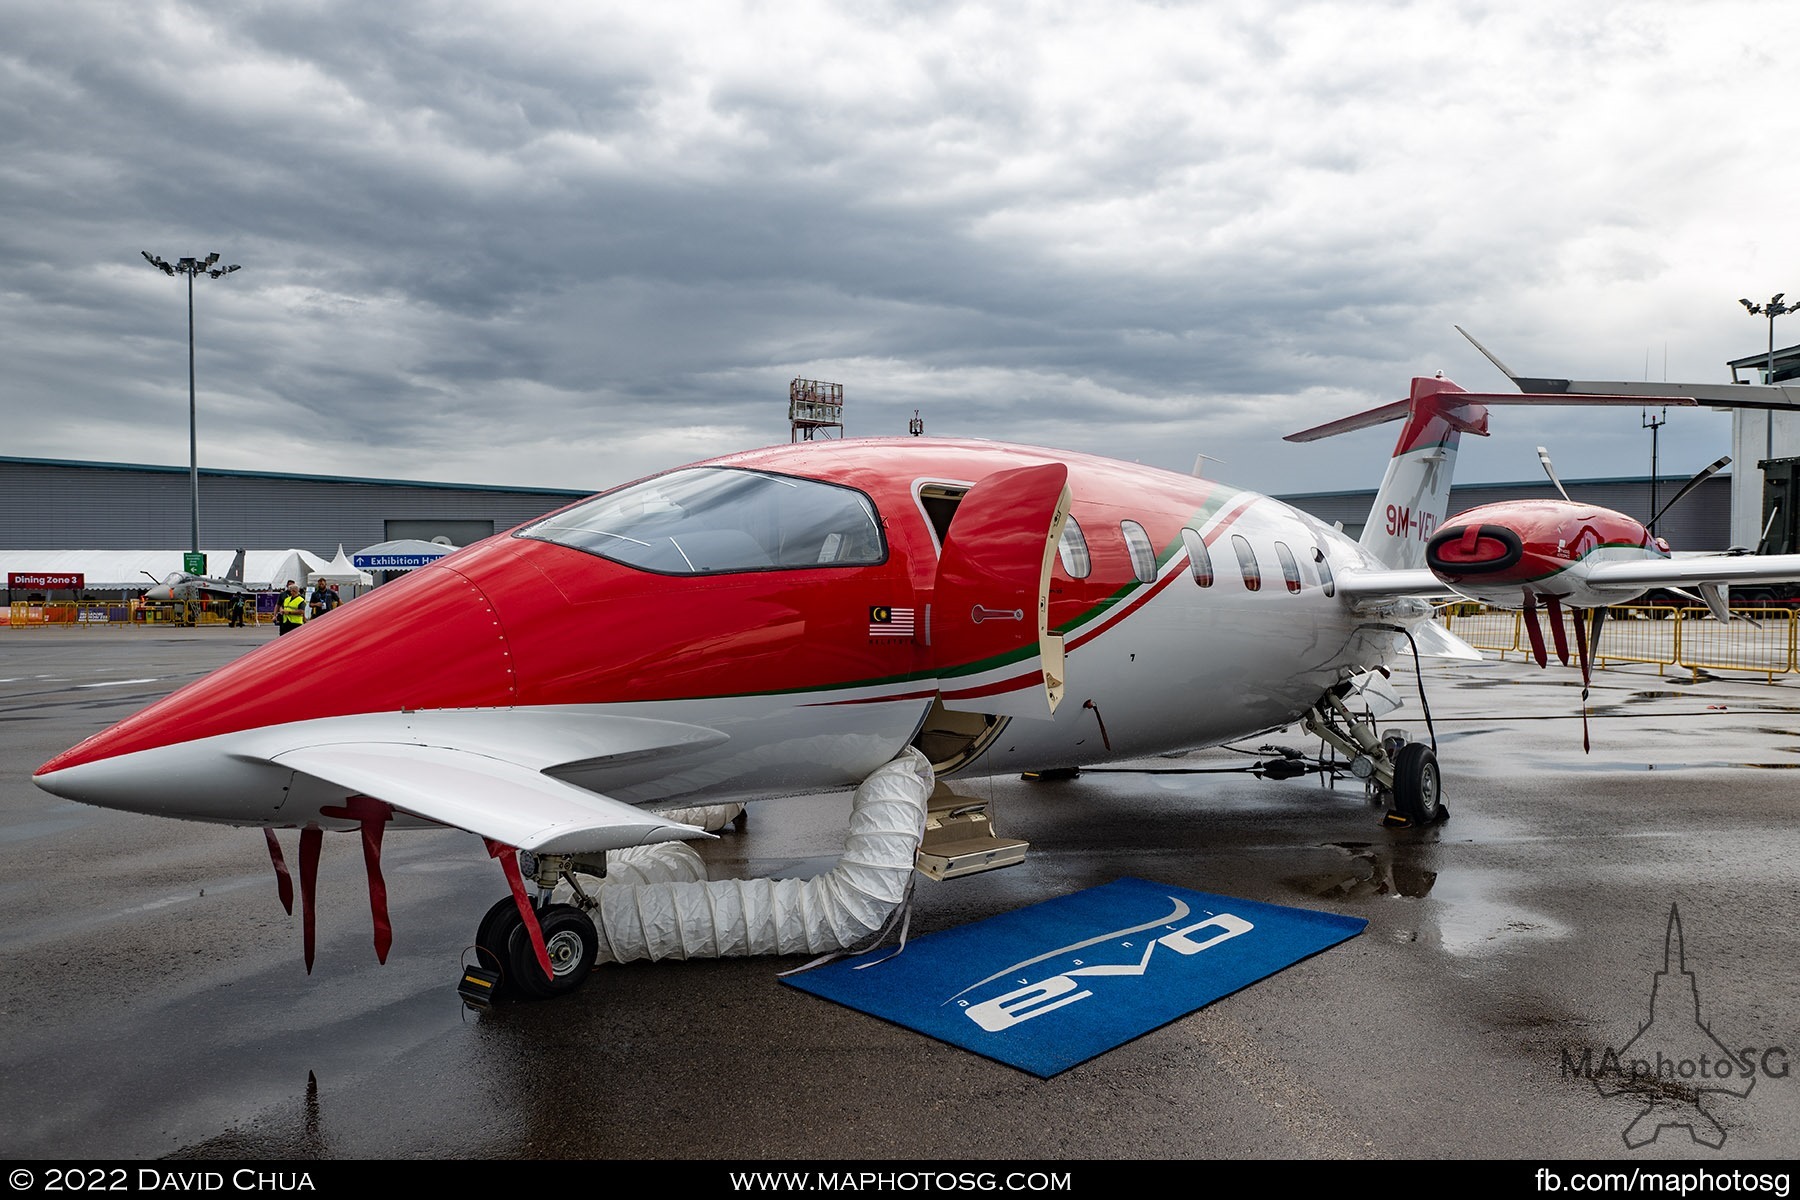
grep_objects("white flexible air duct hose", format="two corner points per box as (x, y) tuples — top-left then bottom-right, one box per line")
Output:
(555, 800), (740, 887)
(654, 801), (745, 834)
(558, 748), (933, 964)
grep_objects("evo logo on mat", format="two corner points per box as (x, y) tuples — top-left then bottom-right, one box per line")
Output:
(782, 877), (1366, 1076)
(957, 900), (1253, 1032)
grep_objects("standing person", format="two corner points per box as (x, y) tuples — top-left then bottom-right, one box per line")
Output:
(278, 582), (307, 635)
(228, 594), (246, 628)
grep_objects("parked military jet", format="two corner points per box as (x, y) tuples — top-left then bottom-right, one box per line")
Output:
(141, 548), (255, 608)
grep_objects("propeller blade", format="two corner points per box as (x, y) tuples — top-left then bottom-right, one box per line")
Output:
(1536, 446), (1572, 502)
(1649, 455), (1731, 528)
(1572, 607), (1592, 754)
(299, 827), (322, 975)
(263, 828), (294, 915)
(325, 795), (396, 965)
(1760, 504), (1780, 553)
(1522, 593), (1549, 668)
(1545, 595), (1572, 667)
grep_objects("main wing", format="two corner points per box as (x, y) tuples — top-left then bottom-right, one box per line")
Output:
(1333, 567), (1447, 600)
(1333, 552), (1800, 609)
(1583, 552), (1800, 590)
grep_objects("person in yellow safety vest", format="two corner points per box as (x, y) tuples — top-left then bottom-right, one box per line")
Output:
(278, 582), (307, 635)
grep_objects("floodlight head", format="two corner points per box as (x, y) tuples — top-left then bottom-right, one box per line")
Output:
(1776, 292), (1787, 306)
(204, 252), (219, 266)
(1741, 298), (1758, 312)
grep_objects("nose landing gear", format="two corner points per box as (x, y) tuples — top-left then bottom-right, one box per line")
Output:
(1302, 686), (1447, 828)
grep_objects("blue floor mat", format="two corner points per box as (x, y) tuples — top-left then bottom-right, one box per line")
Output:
(784, 877), (1366, 1077)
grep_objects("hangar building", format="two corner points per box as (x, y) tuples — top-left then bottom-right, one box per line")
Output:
(0, 455), (589, 555)
(1725, 342), (1800, 551)
(1276, 473), (1731, 550)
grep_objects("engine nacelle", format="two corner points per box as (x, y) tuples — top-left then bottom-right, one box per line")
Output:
(1422, 499), (1665, 610)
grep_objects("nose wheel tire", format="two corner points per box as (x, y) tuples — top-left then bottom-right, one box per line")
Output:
(1392, 742), (1445, 824)
(507, 903), (600, 999)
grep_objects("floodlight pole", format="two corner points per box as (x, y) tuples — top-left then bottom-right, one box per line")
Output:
(1643, 406), (1666, 537)
(142, 252), (241, 554)
(1740, 292), (1796, 383)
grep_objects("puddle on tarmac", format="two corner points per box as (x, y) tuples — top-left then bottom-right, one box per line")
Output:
(1427, 869), (1570, 956)
(1283, 841), (1571, 958)
(1541, 760), (1800, 772)
(1616, 692), (1800, 713)
(1285, 841), (1437, 900)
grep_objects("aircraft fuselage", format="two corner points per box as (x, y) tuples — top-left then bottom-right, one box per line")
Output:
(38, 439), (1405, 833)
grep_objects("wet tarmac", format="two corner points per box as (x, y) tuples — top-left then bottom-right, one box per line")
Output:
(2, 628), (1797, 1161)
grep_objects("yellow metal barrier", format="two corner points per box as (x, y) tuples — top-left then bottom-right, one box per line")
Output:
(4, 600), (266, 628)
(1590, 606), (1680, 673)
(1440, 606), (1520, 657)
(1438, 602), (1798, 681)
(5, 602), (84, 626)
(1673, 606), (1796, 681)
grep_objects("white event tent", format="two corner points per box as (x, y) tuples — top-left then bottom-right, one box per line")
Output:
(0, 549), (334, 595)
(309, 545), (374, 589)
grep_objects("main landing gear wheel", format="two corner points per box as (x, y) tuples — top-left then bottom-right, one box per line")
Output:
(507, 903), (600, 1000)
(1392, 742), (1446, 825)
(474, 897), (525, 1000)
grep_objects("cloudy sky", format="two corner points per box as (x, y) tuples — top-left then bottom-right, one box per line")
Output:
(6, 0), (1800, 503)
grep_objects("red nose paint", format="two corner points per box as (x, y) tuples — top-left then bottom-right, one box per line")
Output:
(36, 562), (518, 775)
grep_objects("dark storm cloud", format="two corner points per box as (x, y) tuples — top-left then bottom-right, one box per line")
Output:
(3, 1), (1797, 499)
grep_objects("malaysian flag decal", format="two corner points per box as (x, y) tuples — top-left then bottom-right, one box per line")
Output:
(869, 605), (916, 637)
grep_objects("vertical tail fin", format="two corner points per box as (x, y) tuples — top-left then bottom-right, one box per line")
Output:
(1285, 377), (1489, 569)
(1360, 378), (1488, 568)
(227, 548), (246, 584)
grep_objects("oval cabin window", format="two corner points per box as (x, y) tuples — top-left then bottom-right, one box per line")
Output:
(1121, 520), (1157, 584)
(1180, 528), (1213, 587)
(1274, 541), (1303, 594)
(1231, 534), (1261, 592)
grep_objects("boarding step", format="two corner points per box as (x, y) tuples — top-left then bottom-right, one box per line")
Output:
(915, 785), (1029, 880)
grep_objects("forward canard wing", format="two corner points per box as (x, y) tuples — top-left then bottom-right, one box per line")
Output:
(270, 742), (709, 853)
(234, 710), (727, 853)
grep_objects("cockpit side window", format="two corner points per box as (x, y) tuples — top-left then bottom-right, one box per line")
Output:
(518, 467), (885, 575)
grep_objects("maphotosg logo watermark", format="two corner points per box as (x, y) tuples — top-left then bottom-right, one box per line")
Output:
(1559, 904), (1789, 1150)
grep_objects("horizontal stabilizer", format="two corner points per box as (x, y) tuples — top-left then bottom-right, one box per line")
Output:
(1288, 391), (1697, 443)
(272, 741), (712, 854)
(1456, 326), (1800, 411)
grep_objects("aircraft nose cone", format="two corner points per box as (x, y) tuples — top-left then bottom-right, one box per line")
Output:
(36, 560), (520, 783)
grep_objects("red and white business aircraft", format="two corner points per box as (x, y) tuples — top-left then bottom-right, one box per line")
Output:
(34, 373), (1800, 999)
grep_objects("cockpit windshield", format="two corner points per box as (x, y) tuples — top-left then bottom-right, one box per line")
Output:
(518, 467), (885, 575)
